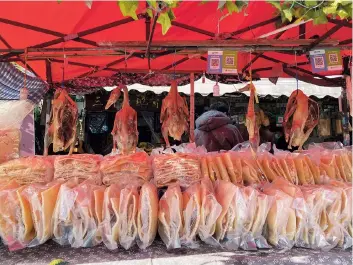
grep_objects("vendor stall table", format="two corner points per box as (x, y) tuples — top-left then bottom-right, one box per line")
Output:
(0, 240), (351, 265)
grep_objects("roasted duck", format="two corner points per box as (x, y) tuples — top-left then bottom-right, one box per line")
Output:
(45, 89), (78, 155)
(283, 90), (319, 150)
(106, 85), (138, 155)
(160, 80), (189, 147)
(245, 83), (260, 150)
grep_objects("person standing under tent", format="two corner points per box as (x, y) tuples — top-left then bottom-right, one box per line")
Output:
(194, 101), (244, 152)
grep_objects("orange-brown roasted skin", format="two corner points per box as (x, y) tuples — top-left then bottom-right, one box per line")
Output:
(283, 90), (319, 150)
(245, 84), (259, 150)
(45, 89), (78, 155)
(160, 81), (189, 147)
(107, 85), (138, 155)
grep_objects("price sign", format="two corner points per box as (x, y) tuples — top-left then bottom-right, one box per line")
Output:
(310, 49), (342, 73)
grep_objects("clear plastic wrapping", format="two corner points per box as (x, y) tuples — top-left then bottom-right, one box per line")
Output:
(262, 185), (295, 250)
(158, 183), (183, 249)
(152, 153), (201, 188)
(100, 152), (152, 187)
(101, 184), (121, 250)
(0, 100), (34, 164)
(21, 181), (62, 247)
(0, 180), (29, 251)
(52, 179), (103, 248)
(54, 154), (102, 185)
(181, 182), (201, 247)
(137, 182), (158, 249)
(118, 185), (139, 250)
(0, 156), (54, 184)
(198, 178), (222, 246)
(299, 185), (330, 250)
(0, 129), (21, 164)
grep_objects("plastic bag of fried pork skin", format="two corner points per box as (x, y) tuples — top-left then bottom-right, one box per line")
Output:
(0, 100), (34, 164)
(0, 156), (54, 185)
(100, 152), (152, 187)
(52, 179), (104, 248)
(54, 154), (102, 185)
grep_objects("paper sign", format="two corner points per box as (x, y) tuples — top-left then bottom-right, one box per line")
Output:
(207, 50), (238, 74)
(276, 115), (283, 127)
(326, 49), (342, 71)
(207, 51), (222, 74)
(222, 51), (238, 74)
(310, 49), (342, 73)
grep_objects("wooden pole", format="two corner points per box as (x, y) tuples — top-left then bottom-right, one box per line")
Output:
(190, 73), (195, 143)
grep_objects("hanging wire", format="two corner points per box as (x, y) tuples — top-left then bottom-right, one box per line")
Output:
(23, 47), (28, 89)
(295, 51), (299, 95)
(173, 48), (176, 80)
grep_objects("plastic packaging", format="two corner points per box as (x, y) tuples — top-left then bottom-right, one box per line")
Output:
(181, 182), (201, 247)
(101, 184), (121, 250)
(262, 185), (295, 250)
(54, 154), (102, 185)
(21, 181), (61, 247)
(0, 180), (29, 251)
(0, 129), (21, 164)
(52, 179), (103, 248)
(158, 183), (183, 249)
(118, 185), (139, 250)
(292, 153), (315, 185)
(152, 152), (201, 188)
(137, 182), (158, 250)
(100, 152), (152, 187)
(299, 185), (330, 250)
(272, 148), (298, 184)
(0, 156), (54, 184)
(198, 178), (222, 246)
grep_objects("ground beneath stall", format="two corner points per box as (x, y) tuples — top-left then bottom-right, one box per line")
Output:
(0, 240), (351, 265)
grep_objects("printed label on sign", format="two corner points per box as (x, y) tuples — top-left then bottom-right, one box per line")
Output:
(276, 116), (283, 127)
(222, 51), (238, 74)
(326, 49), (342, 71)
(207, 51), (222, 74)
(310, 49), (342, 73)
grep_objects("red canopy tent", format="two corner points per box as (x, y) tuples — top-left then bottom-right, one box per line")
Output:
(0, 1), (351, 88)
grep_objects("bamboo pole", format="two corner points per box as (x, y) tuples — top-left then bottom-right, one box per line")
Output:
(190, 73), (195, 143)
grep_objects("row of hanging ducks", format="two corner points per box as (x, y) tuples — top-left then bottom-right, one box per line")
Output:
(45, 81), (319, 155)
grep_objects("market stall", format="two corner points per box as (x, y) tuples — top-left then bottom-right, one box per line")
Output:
(0, 1), (352, 265)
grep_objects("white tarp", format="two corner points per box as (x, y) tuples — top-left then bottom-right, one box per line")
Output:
(106, 78), (342, 98)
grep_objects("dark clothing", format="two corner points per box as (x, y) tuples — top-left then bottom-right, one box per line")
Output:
(194, 110), (244, 152)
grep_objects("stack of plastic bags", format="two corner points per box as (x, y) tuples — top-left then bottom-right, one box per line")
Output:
(54, 155), (102, 185)
(100, 152), (152, 187)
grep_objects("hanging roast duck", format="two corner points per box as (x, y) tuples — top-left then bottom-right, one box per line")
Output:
(160, 80), (189, 147)
(106, 84), (138, 155)
(283, 89), (319, 150)
(44, 89), (78, 155)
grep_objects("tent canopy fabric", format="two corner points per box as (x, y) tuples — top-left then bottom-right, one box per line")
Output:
(0, 1), (351, 88)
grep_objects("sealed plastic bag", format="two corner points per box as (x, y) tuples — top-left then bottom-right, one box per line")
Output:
(52, 179), (103, 248)
(100, 152), (152, 187)
(54, 154), (102, 185)
(292, 154), (315, 185)
(158, 183), (183, 249)
(137, 182), (158, 249)
(101, 184), (121, 250)
(118, 185), (139, 250)
(181, 182), (201, 247)
(0, 100), (34, 164)
(22, 181), (61, 247)
(272, 148), (299, 184)
(262, 186), (295, 249)
(300, 185), (330, 250)
(0, 180), (32, 251)
(0, 156), (54, 184)
(198, 178), (222, 246)
(152, 153), (201, 188)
